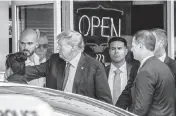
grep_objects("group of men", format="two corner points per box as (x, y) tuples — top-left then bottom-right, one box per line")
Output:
(6, 28), (176, 116)
(15, 29), (50, 87)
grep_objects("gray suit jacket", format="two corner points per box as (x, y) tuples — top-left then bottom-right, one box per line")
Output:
(131, 56), (175, 116)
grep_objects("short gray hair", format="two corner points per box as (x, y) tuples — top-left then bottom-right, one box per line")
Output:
(150, 28), (167, 49)
(57, 30), (85, 50)
(133, 30), (156, 51)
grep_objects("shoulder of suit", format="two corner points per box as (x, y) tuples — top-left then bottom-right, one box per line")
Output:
(50, 53), (59, 58)
(48, 53), (64, 62)
(84, 53), (105, 67)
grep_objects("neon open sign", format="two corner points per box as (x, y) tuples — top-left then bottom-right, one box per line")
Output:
(77, 5), (124, 38)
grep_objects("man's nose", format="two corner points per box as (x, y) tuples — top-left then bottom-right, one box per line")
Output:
(57, 46), (60, 51)
(24, 44), (29, 49)
(115, 49), (119, 53)
(40, 46), (44, 50)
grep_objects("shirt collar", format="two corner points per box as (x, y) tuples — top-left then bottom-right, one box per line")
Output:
(158, 53), (166, 62)
(69, 52), (82, 67)
(140, 55), (154, 68)
(40, 57), (47, 63)
(110, 62), (126, 73)
(26, 53), (39, 64)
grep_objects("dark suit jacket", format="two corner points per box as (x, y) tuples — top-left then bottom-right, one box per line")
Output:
(105, 61), (139, 108)
(164, 56), (176, 85)
(131, 57), (175, 116)
(164, 56), (176, 115)
(24, 53), (112, 104)
(118, 56), (176, 110)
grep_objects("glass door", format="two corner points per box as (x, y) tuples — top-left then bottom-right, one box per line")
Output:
(12, 1), (61, 53)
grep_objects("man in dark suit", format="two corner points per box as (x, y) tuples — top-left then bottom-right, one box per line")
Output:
(116, 59), (140, 109)
(151, 28), (176, 115)
(117, 28), (176, 111)
(151, 28), (176, 84)
(21, 30), (112, 104)
(105, 37), (139, 105)
(130, 30), (175, 116)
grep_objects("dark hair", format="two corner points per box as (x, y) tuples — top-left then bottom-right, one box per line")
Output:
(108, 37), (127, 48)
(6, 52), (27, 75)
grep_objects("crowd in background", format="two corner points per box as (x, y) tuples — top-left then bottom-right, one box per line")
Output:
(4, 28), (176, 116)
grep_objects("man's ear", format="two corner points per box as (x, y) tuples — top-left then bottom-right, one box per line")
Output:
(158, 40), (164, 47)
(139, 43), (143, 49)
(125, 48), (128, 55)
(36, 42), (39, 48)
(71, 45), (77, 52)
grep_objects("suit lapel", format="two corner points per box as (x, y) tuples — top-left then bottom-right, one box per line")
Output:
(126, 63), (132, 80)
(164, 56), (170, 65)
(105, 65), (110, 79)
(106, 63), (131, 80)
(57, 58), (66, 90)
(72, 53), (86, 93)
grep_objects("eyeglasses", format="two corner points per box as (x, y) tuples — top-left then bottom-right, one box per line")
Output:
(37, 44), (48, 49)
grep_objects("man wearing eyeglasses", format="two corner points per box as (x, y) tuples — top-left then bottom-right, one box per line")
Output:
(35, 32), (50, 63)
(20, 30), (112, 104)
(17, 28), (45, 87)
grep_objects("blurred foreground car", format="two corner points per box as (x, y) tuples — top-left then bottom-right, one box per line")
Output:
(0, 82), (137, 116)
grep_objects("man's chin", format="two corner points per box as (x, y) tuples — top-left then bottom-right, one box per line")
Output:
(25, 52), (34, 57)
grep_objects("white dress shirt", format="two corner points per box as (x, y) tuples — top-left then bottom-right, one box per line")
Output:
(26, 53), (45, 87)
(64, 52), (82, 92)
(139, 55), (154, 69)
(108, 62), (127, 97)
(158, 53), (166, 62)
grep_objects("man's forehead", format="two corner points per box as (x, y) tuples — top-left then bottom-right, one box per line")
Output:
(20, 29), (38, 42)
(57, 38), (66, 44)
(110, 41), (126, 47)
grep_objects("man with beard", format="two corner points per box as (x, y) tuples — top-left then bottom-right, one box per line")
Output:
(16, 30), (112, 104)
(18, 28), (45, 86)
(105, 37), (139, 105)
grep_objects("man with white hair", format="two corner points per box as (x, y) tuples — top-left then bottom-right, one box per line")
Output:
(19, 30), (112, 104)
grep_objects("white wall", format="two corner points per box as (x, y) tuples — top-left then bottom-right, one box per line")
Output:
(0, 2), (9, 72)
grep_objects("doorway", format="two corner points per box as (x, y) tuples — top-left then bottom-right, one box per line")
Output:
(131, 4), (164, 35)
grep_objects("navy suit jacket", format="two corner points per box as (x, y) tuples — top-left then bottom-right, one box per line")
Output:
(24, 53), (112, 104)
